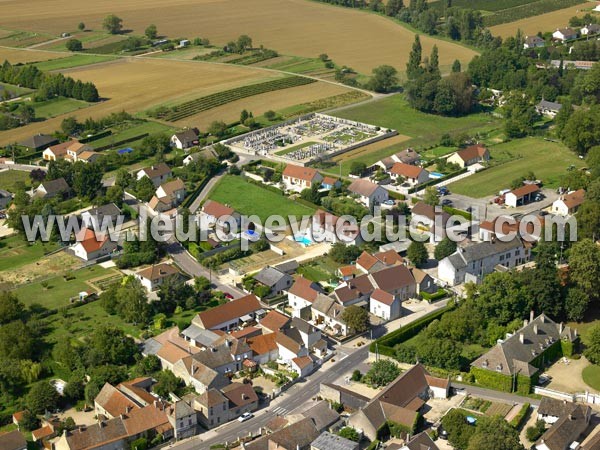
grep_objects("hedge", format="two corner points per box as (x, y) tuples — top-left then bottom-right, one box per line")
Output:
(369, 303), (455, 356)
(442, 206), (472, 221)
(94, 132), (149, 151)
(246, 178), (284, 195)
(388, 190), (406, 201)
(79, 129), (111, 143)
(561, 339), (576, 357)
(408, 167), (468, 193)
(181, 176), (209, 209)
(509, 403), (530, 429)
(421, 289), (448, 302)
(469, 366), (532, 395)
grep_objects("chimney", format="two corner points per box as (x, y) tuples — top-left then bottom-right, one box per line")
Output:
(530, 310), (534, 323)
(519, 333), (524, 344)
(524, 319), (528, 327)
(533, 324), (538, 335)
(559, 322), (564, 334)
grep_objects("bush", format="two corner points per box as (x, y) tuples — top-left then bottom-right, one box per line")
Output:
(509, 402), (530, 429)
(351, 369), (362, 382)
(526, 420), (546, 442)
(421, 289), (448, 302)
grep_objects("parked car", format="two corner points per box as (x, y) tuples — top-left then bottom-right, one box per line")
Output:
(224, 292), (234, 300)
(238, 412), (253, 422)
(441, 199), (452, 206)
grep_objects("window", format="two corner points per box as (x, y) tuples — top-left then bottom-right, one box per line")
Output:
(500, 255), (504, 261)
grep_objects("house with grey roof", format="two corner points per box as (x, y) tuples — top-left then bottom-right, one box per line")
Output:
(311, 431), (358, 450)
(180, 325), (220, 348)
(0, 190), (13, 210)
(81, 203), (121, 229)
(253, 266), (293, 297)
(535, 404), (592, 450)
(538, 397), (579, 425)
(19, 133), (58, 151)
(33, 178), (71, 199)
(166, 400), (197, 439)
(171, 128), (199, 150)
(536, 100), (563, 118)
(438, 238), (530, 285)
(471, 313), (578, 389)
(398, 431), (440, 450)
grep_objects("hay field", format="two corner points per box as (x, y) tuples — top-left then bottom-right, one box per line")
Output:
(0, 0), (477, 74)
(174, 81), (353, 129)
(0, 46), (67, 64)
(490, 3), (589, 37)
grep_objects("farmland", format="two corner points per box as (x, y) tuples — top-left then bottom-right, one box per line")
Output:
(0, 46), (66, 64)
(208, 175), (316, 222)
(450, 138), (585, 197)
(155, 76), (317, 122)
(30, 54), (117, 71)
(490, 2), (590, 37)
(30, 97), (90, 119)
(0, 0), (477, 74)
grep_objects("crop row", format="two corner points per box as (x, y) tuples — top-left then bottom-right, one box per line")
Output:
(483, 0), (582, 26)
(161, 76), (316, 121)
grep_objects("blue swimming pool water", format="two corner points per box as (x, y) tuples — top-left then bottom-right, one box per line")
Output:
(295, 235), (313, 246)
(429, 171), (444, 179)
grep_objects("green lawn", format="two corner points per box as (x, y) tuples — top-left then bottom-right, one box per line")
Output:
(0, 82), (34, 97)
(0, 237), (59, 272)
(275, 141), (317, 156)
(30, 97), (90, 119)
(583, 365), (600, 391)
(328, 95), (501, 175)
(422, 145), (458, 159)
(450, 137), (585, 197)
(91, 121), (175, 150)
(208, 175), (316, 222)
(298, 257), (342, 282)
(265, 56), (328, 74)
(29, 54), (117, 71)
(12, 265), (120, 309)
(0, 169), (31, 191)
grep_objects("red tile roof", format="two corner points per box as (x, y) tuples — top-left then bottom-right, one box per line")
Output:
(510, 184), (539, 198)
(260, 310), (290, 332)
(282, 164), (320, 183)
(75, 228), (111, 254)
(370, 289), (396, 306)
(288, 276), (319, 302)
(247, 332), (278, 356)
(454, 144), (488, 162)
(202, 199), (234, 218)
(136, 263), (180, 282)
(389, 163), (425, 179)
(195, 294), (261, 330)
(292, 356), (313, 369)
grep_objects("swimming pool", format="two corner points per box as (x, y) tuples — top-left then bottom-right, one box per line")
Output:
(429, 171), (444, 179)
(294, 235), (313, 246)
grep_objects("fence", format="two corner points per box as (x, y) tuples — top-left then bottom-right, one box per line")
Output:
(534, 386), (600, 405)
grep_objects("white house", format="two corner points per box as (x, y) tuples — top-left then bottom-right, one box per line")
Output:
(253, 266), (293, 297)
(275, 332), (308, 365)
(446, 144), (490, 168)
(347, 179), (388, 208)
(537, 398), (579, 425)
(311, 209), (362, 246)
(136, 163), (172, 187)
(388, 163), (429, 186)
(551, 189), (585, 216)
(42, 140), (92, 162)
(581, 23), (600, 36)
(369, 288), (400, 321)
(282, 164), (323, 192)
(171, 129), (199, 150)
(135, 263), (181, 291)
(438, 239), (530, 285)
(71, 228), (117, 261)
(553, 27), (578, 42)
(291, 356), (314, 377)
(289, 317), (321, 350)
(81, 203), (121, 229)
(524, 36), (545, 49)
(536, 100), (563, 118)
(287, 276), (321, 318)
(504, 184), (539, 207)
(155, 178), (186, 205)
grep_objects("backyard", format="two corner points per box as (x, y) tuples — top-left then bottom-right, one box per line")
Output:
(450, 137), (585, 197)
(0, 235), (59, 272)
(0, 169), (31, 191)
(207, 175), (316, 222)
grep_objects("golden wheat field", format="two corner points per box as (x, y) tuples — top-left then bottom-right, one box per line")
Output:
(0, 54), (357, 145)
(490, 3), (590, 38)
(0, 46), (67, 64)
(0, 0), (477, 74)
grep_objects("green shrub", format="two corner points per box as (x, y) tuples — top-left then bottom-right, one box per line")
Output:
(421, 289), (448, 302)
(509, 402), (530, 429)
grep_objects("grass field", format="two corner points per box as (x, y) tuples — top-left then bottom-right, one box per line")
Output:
(275, 141), (318, 156)
(297, 257), (342, 282)
(0, 236), (59, 272)
(0, 83), (34, 97)
(0, 169), (31, 191)
(208, 175), (316, 222)
(328, 95), (500, 175)
(0, 0), (477, 74)
(30, 97), (90, 119)
(12, 265), (120, 309)
(450, 138), (585, 197)
(91, 121), (175, 149)
(583, 365), (600, 391)
(30, 54), (117, 71)
(490, 2), (590, 37)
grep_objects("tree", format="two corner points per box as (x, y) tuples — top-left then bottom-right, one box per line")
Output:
(407, 35), (423, 80)
(349, 161), (366, 176)
(27, 381), (60, 414)
(341, 305), (369, 333)
(72, 162), (103, 200)
(264, 110), (277, 121)
(568, 239), (600, 301)
(19, 410), (40, 432)
(61, 116), (80, 135)
(135, 176), (156, 202)
(364, 359), (400, 387)
(407, 241), (428, 267)
(452, 59), (462, 73)
(78, 22), (85, 31)
(0, 321), (36, 360)
(472, 272), (528, 325)
(503, 94), (537, 138)
(561, 106), (600, 155)
(338, 427), (360, 442)
(66, 39), (83, 51)
(0, 292), (25, 325)
(526, 421), (546, 442)
(86, 325), (139, 366)
(300, 184), (321, 205)
(208, 120), (228, 137)
(145, 24), (158, 40)
(423, 186), (440, 206)
(153, 370), (183, 398)
(577, 201), (600, 240)
(103, 15), (123, 34)
(370, 65), (398, 93)
(434, 237), (457, 260)
(566, 288), (589, 322)
(132, 355), (161, 378)
(467, 416), (524, 450)
(64, 378), (85, 402)
(329, 243), (362, 264)
(116, 280), (152, 324)
(442, 409), (476, 450)
(236, 35), (253, 53)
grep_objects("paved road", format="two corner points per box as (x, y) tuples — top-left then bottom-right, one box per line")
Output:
(174, 345), (370, 449)
(0, 163), (46, 172)
(188, 173), (224, 214)
(451, 383), (541, 407)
